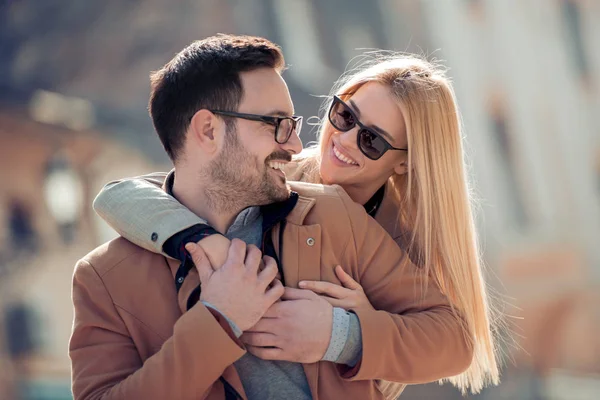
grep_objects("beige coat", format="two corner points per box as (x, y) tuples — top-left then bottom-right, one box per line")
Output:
(71, 180), (473, 399)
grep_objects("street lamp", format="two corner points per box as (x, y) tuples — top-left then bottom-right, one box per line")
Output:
(43, 153), (84, 243)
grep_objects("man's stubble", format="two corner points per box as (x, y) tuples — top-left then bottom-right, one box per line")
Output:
(202, 128), (291, 215)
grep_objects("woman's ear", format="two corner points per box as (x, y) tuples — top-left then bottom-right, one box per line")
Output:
(189, 109), (219, 154)
(394, 160), (409, 175)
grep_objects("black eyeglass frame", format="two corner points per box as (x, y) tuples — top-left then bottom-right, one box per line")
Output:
(210, 110), (302, 144)
(328, 95), (408, 160)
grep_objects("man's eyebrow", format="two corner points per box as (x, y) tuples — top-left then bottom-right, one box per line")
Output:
(348, 99), (395, 142)
(265, 109), (294, 117)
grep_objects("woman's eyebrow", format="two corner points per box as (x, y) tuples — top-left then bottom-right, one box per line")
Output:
(349, 99), (395, 142)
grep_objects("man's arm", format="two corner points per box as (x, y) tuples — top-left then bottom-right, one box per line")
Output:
(334, 185), (474, 384)
(69, 259), (245, 400)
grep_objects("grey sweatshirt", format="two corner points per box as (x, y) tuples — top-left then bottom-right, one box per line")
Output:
(202, 206), (362, 400)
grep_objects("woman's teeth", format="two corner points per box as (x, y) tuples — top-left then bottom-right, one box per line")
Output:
(333, 145), (358, 165)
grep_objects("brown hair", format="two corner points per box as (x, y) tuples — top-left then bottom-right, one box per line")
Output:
(149, 34), (285, 161)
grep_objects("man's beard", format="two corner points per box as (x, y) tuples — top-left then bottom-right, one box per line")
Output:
(202, 130), (291, 214)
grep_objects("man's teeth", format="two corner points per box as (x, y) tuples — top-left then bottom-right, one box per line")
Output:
(333, 146), (358, 165)
(269, 161), (286, 170)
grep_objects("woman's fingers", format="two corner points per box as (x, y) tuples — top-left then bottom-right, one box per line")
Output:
(298, 280), (349, 299)
(319, 295), (353, 310)
(334, 265), (362, 290)
(297, 267), (365, 310)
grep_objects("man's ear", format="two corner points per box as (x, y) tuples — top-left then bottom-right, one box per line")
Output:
(189, 109), (220, 154)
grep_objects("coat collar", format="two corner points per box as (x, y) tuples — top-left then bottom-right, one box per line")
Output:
(162, 174), (319, 313)
(162, 168), (175, 193)
(163, 169), (317, 227)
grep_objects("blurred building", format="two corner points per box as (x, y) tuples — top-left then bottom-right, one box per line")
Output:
(0, 0), (598, 399)
(406, 1), (600, 398)
(0, 101), (166, 398)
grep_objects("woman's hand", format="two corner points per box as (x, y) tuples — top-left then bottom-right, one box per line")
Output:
(298, 265), (374, 311)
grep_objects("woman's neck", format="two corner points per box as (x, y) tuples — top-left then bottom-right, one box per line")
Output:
(342, 182), (382, 206)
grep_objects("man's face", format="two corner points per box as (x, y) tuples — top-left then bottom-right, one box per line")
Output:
(207, 68), (302, 209)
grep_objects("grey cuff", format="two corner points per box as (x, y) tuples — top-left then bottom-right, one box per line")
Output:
(201, 301), (243, 338)
(322, 307), (350, 362)
(336, 312), (363, 367)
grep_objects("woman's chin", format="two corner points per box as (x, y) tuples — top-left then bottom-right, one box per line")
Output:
(320, 167), (343, 186)
(319, 161), (334, 184)
(319, 171), (332, 185)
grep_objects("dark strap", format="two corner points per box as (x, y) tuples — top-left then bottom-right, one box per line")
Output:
(277, 219), (286, 284)
(220, 377), (242, 400)
(186, 284), (201, 311)
(363, 184), (386, 217)
(262, 224), (285, 286)
(165, 225), (220, 292)
(175, 258), (193, 292)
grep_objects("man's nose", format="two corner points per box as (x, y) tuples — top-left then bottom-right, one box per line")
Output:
(281, 129), (303, 155)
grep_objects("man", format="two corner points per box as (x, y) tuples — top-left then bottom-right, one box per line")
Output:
(70, 34), (472, 400)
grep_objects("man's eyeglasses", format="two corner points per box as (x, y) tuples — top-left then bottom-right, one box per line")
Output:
(210, 110), (303, 144)
(328, 95), (407, 160)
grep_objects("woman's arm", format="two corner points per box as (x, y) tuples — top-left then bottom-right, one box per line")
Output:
(93, 172), (231, 268)
(334, 185), (474, 384)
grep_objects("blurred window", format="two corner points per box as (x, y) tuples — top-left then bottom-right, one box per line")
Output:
(489, 111), (530, 229)
(272, 0), (336, 92)
(562, 0), (589, 79)
(8, 201), (37, 254)
(4, 303), (39, 359)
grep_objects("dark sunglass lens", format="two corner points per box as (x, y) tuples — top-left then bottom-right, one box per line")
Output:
(329, 100), (355, 131)
(359, 129), (387, 159)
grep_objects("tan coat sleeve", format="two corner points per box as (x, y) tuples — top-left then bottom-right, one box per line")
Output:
(92, 172), (205, 257)
(69, 260), (245, 400)
(334, 186), (474, 384)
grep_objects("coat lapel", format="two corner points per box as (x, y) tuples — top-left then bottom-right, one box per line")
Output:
(274, 195), (322, 287)
(273, 195), (322, 399)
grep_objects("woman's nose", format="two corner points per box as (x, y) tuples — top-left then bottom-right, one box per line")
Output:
(337, 126), (358, 149)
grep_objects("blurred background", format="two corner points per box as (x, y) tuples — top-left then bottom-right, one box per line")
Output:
(0, 0), (599, 399)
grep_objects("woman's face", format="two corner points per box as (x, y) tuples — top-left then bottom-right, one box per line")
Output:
(319, 82), (408, 195)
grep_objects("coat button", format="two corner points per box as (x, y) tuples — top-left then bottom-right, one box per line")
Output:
(177, 277), (184, 284)
(151, 232), (158, 242)
(306, 237), (315, 246)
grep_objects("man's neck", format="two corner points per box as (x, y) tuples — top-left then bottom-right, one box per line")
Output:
(172, 169), (241, 234)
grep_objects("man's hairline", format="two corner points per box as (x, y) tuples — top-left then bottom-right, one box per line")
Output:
(235, 67), (295, 117)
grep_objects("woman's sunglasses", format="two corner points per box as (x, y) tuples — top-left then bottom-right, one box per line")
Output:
(328, 95), (407, 160)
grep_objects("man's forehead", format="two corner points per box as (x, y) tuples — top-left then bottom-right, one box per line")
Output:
(239, 68), (294, 115)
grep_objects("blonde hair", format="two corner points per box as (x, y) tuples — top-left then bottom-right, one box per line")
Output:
(295, 53), (501, 396)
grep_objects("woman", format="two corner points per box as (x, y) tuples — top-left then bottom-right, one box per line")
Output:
(94, 53), (500, 397)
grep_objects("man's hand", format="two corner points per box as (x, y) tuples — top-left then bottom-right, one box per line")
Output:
(186, 239), (284, 332)
(240, 288), (333, 363)
(195, 234), (231, 271)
